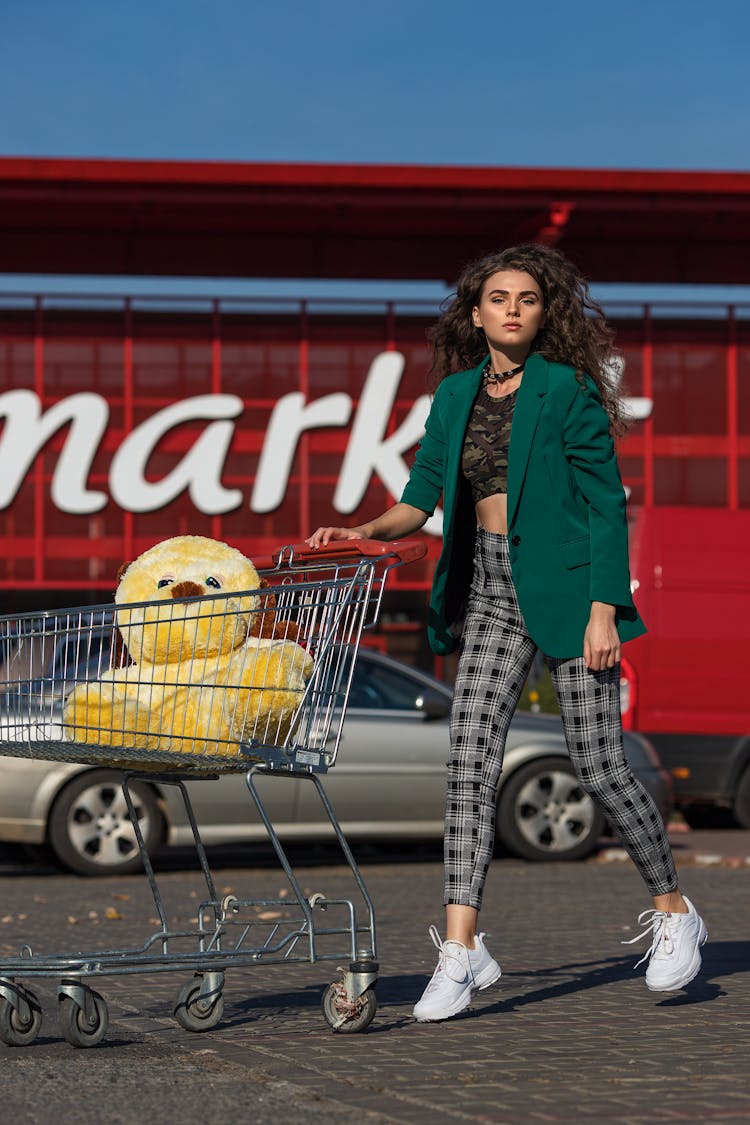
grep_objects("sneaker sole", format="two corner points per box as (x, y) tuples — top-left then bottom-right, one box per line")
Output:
(646, 924), (708, 992)
(413, 963), (502, 1021)
(413, 983), (473, 1022)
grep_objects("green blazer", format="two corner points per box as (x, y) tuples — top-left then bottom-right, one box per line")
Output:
(400, 353), (646, 658)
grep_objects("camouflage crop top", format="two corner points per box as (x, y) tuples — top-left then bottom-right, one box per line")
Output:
(462, 385), (518, 503)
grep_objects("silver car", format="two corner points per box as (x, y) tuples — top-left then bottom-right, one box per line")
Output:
(0, 647), (672, 875)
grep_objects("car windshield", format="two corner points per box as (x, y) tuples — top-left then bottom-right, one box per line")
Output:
(0, 620), (114, 712)
(0, 632), (56, 691)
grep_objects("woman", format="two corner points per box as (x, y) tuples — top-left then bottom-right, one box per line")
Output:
(307, 245), (706, 1022)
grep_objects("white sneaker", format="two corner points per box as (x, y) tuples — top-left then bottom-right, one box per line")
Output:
(624, 896), (708, 991)
(413, 925), (501, 1022)
(468, 932), (503, 990)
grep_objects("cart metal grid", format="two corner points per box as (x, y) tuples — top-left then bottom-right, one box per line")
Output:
(0, 538), (425, 1045)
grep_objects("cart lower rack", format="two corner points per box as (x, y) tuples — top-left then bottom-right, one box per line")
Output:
(0, 538), (425, 1046)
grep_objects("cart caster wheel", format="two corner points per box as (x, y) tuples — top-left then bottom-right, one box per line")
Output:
(0, 988), (43, 1046)
(58, 990), (108, 1048)
(321, 982), (377, 1033)
(174, 979), (224, 1032)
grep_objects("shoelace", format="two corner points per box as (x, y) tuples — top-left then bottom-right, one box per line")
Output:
(622, 909), (675, 968)
(424, 924), (473, 990)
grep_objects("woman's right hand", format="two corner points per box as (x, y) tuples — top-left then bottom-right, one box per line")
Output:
(306, 504), (426, 549)
(305, 526), (370, 549)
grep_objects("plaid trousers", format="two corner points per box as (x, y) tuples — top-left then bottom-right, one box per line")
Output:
(445, 528), (677, 909)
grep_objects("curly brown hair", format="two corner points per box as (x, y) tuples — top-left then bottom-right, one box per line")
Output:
(428, 244), (627, 433)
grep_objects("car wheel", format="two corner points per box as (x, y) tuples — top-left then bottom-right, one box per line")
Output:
(48, 770), (164, 876)
(496, 756), (605, 862)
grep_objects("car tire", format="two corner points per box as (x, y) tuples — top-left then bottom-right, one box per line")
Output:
(496, 756), (605, 862)
(48, 770), (164, 876)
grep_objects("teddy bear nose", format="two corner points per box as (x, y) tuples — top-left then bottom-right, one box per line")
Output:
(169, 580), (205, 600)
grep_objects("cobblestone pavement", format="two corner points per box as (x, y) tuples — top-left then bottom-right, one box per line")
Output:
(0, 841), (748, 1123)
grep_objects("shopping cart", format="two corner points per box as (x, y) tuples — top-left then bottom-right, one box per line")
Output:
(0, 538), (426, 1047)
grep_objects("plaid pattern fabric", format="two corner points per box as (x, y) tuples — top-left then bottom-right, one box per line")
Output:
(445, 528), (677, 909)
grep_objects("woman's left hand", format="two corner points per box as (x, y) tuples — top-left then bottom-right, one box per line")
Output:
(583, 602), (621, 671)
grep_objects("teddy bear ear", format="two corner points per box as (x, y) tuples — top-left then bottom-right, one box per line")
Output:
(248, 577), (279, 640)
(112, 564), (134, 669)
(110, 625), (132, 669)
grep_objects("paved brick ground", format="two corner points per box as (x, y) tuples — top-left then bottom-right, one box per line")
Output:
(0, 845), (748, 1123)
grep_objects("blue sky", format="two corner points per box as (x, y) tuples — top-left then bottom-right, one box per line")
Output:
(2, 0), (749, 299)
(3, 0), (748, 169)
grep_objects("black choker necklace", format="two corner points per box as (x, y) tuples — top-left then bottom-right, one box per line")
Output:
(482, 360), (524, 386)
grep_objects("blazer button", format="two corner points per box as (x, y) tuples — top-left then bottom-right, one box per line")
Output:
(511, 535), (521, 547)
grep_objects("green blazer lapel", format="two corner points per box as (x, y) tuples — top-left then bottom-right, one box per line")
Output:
(442, 359), (484, 478)
(507, 354), (549, 528)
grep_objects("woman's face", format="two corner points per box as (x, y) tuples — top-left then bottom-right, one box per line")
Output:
(471, 269), (545, 354)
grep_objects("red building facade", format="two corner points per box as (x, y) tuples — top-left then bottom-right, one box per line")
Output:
(1, 293), (748, 594)
(1, 158), (749, 642)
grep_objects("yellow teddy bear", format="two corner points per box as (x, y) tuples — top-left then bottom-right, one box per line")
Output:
(62, 536), (313, 758)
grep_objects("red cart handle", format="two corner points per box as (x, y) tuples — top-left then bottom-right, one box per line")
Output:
(254, 537), (427, 571)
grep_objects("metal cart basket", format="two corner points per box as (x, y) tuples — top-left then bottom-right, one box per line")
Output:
(0, 538), (425, 1046)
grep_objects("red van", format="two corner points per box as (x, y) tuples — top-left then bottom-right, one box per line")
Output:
(622, 506), (750, 827)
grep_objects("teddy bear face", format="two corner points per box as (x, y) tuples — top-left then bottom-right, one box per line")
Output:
(115, 536), (260, 666)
